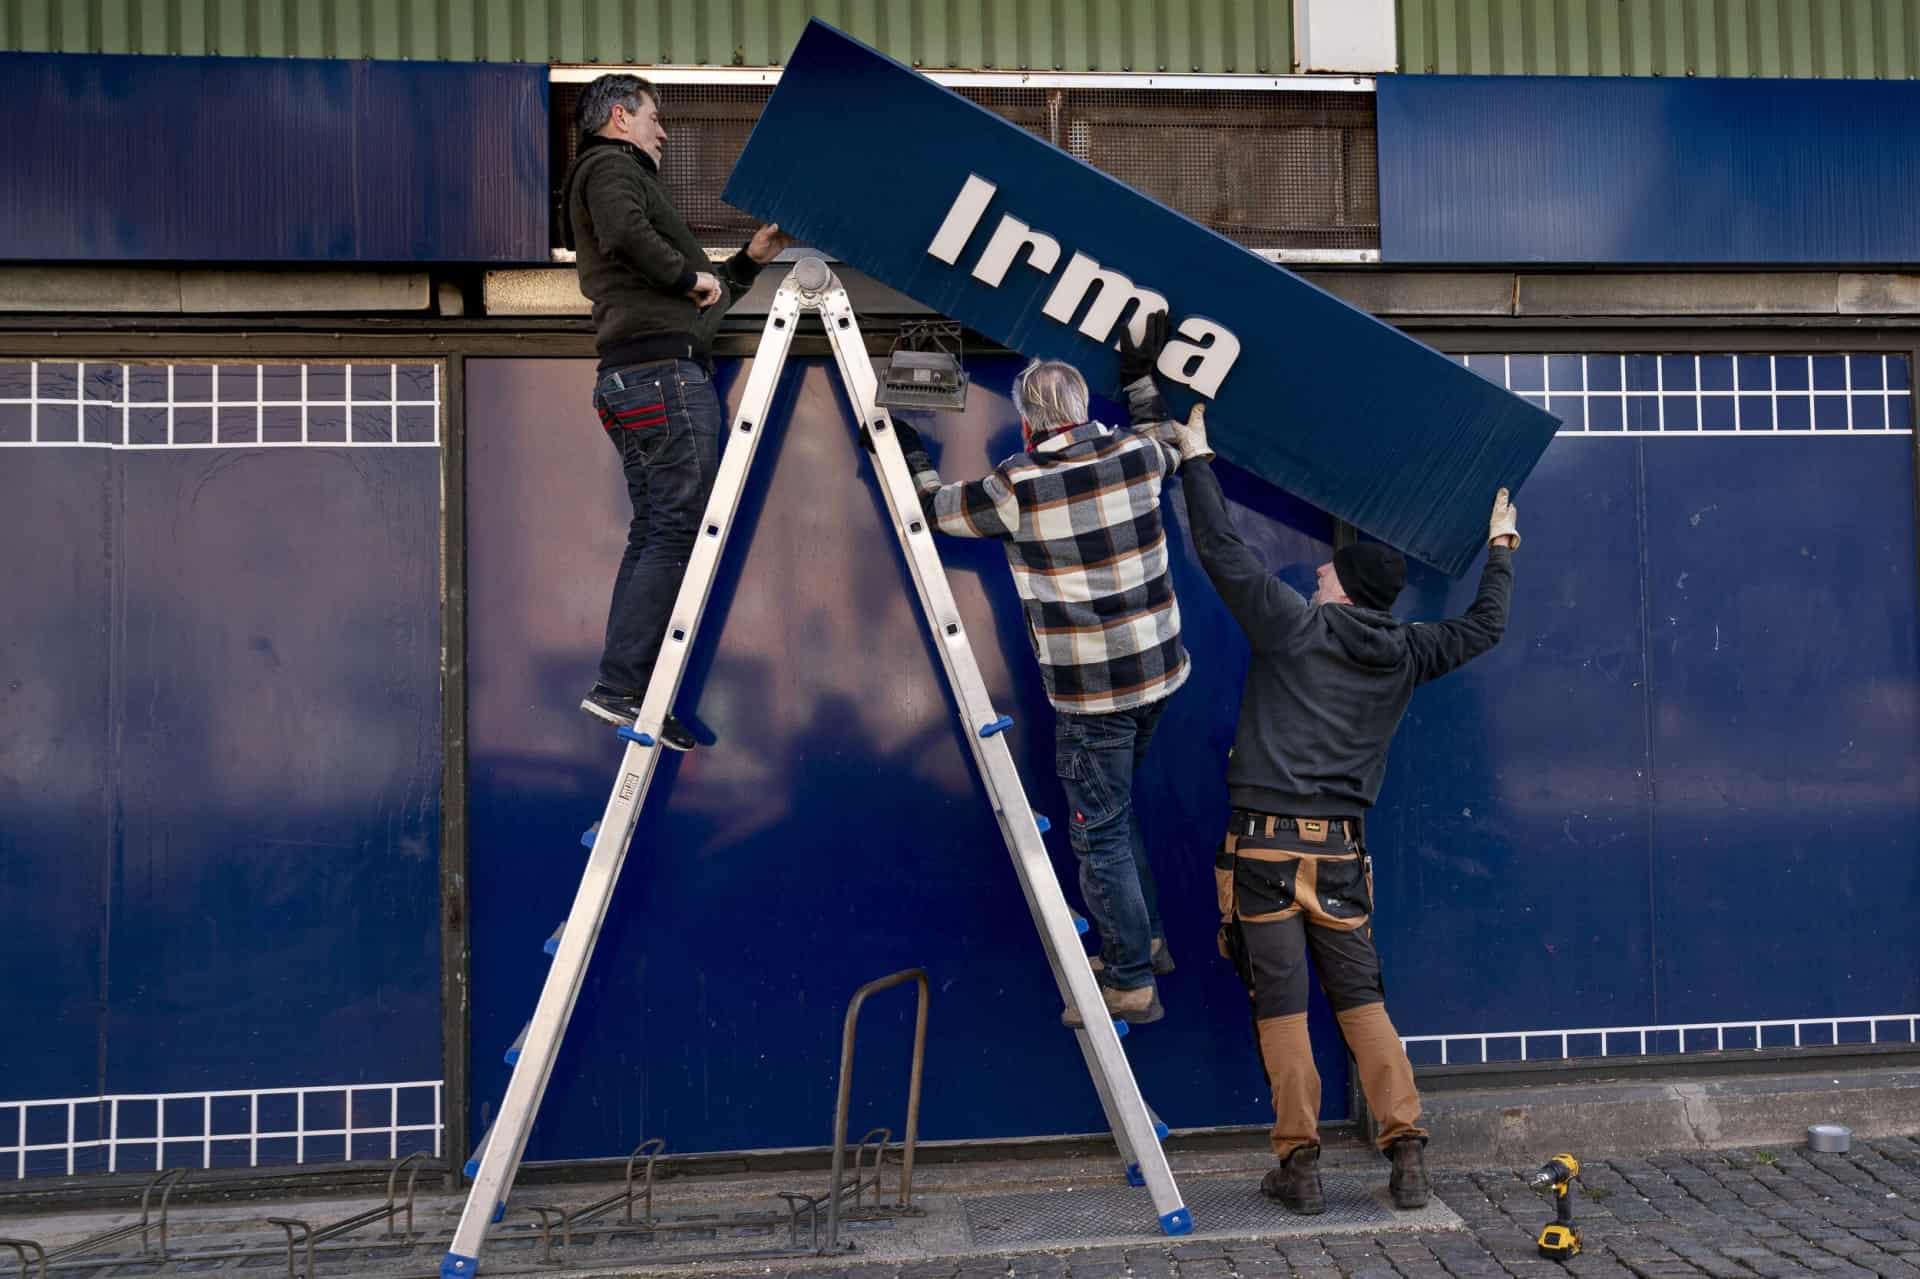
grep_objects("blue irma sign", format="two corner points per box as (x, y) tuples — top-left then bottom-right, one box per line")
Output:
(723, 20), (1559, 576)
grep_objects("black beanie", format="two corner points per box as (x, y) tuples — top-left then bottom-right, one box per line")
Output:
(1332, 543), (1406, 612)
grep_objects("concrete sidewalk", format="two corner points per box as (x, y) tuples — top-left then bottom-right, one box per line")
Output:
(2, 1061), (1916, 1279)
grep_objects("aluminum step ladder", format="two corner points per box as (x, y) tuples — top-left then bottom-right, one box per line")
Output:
(441, 259), (1191, 1279)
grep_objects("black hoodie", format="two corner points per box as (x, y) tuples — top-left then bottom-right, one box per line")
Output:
(1179, 460), (1513, 818)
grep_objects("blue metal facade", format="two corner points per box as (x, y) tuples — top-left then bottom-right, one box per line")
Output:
(0, 54), (549, 263)
(463, 350), (1917, 1161)
(0, 363), (444, 1178)
(1377, 74), (1920, 265)
(723, 22), (1559, 578)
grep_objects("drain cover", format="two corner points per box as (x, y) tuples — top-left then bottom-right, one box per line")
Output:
(963, 1173), (1461, 1246)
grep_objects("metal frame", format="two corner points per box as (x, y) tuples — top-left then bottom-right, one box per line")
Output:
(548, 65), (1373, 92)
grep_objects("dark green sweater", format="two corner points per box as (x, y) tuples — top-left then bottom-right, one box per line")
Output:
(1180, 460), (1513, 818)
(562, 135), (763, 367)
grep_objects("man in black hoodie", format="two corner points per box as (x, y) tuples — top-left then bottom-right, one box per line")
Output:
(1160, 397), (1517, 1216)
(564, 74), (790, 746)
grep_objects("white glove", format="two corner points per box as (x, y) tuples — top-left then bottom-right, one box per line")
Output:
(1489, 487), (1520, 549)
(1173, 403), (1215, 464)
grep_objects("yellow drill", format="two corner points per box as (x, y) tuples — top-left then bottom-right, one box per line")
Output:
(1530, 1153), (1582, 1260)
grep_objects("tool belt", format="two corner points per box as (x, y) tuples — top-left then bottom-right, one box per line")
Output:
(1228, 807), (1363, 847)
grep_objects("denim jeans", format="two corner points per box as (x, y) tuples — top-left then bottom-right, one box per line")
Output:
(1055, 699), (1169, 990)
(593, 358), (723, 695)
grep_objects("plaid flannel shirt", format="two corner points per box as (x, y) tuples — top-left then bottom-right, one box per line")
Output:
(907, 378), (1192, 714)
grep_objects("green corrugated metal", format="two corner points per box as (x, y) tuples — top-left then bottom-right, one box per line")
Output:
(1398, 0), (1920, 77)
(0, 1), (1292, 73)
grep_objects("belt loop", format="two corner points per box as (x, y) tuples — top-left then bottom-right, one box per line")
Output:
(1263, 815), (1275, 838)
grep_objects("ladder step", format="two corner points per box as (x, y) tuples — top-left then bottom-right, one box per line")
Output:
(544, 923), (563, 956)
(505, 1022), (529, 1066)
(580, 823), (599, 849)
(977, 714), (1015, 738)
(615, 725), (657, 747)
(463, 1120), (491, 1178)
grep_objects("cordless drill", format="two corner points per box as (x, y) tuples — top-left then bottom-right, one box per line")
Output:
(1530, 1153), (1582, 1260)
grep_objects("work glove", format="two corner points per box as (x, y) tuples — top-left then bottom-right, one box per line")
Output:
(1116, 310), (1172, 389)
(1488, 487), (1520, 550)
(1173, 402), (1215, 464)
(890, 419), (940, 494)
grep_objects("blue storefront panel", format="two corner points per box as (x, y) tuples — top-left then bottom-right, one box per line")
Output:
(0, 360), (445, 1179)
(467, 346), (1916, 1159)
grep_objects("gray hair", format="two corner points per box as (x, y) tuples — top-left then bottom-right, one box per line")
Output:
(577, 73), (658, 134)
(1011, 359), (1089, 434)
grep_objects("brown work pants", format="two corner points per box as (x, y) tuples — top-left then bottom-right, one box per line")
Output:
(1216, 811), (1426, 1159)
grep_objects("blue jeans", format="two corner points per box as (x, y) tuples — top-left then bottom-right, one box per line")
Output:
(593, 359), (723, 695)
(1056, 700), (1169, 991)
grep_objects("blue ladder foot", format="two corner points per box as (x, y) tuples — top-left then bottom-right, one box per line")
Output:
(1160, 1207), (1193, 1235)
(1125, 1163), (1145, 1187)
(615, 725), (656, 747)
(977, 714), (1014, 738)
(441, 1253), (479, 1279)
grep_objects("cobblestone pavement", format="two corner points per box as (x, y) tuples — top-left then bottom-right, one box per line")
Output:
(695, 1139), (1920, 1279)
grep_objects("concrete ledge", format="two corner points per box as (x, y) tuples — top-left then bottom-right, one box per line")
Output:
(1422, 1065), (1920, 1164)
(1304, 270), (1515, 316)
(483, 267), (590, 315)
(1839, 272), (1920, 314)
(0, 267), (182, 312)
(0, 268), (431, 314)
(178, 270), (429, 312)
(1517, 272), (1842, 316)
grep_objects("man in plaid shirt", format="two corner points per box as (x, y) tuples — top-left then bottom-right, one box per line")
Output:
(893, 324), (1212, 1026)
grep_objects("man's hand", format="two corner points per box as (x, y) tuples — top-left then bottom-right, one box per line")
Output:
(746, 223), (793, 264)
(1173, 402), (1215, 464)
(1116, 310), (1171, 388)
(1488, 487), (1520, 550)
(688, 271), (722, 308)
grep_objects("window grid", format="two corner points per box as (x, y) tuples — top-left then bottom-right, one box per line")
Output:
(0, 1081), (442, 1180)
(1457, 352), (1913, 436)
(1402, 1013), (1919, 1067)
(0, 361), (441, 449)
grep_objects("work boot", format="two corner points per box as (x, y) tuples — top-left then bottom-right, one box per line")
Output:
(1059, 981), (1163, 1028)
(1261, 1144), (1325, 1215)
(1089, 937), (1176, 977)
(579, 687), (697, 751)
(1387, 1136), (1431, 1209)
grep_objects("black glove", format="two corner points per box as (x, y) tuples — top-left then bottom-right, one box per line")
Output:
(890, 419), (926, 459)
(1116, 310), (1172, 388)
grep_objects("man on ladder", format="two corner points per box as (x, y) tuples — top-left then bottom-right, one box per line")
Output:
(892, 327), (1211, 1027)
(562, 72), (790, 746)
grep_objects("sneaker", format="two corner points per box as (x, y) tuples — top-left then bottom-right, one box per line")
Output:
(1386, 1135), (1431, 1209)
(579, 687), (697, 751)
(1060, 981), (1163, 1028)
(1261, 1144), (1326, 1215)
(1089, 938), (1176, 977)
